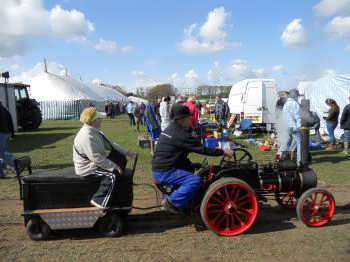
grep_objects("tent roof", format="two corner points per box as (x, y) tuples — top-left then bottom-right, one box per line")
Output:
(127, 96), (149, 104)
(25, 71), (126, 102)
(28, 72), (102, 101)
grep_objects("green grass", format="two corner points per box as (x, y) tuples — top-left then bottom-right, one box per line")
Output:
(1, 114), (350, 200)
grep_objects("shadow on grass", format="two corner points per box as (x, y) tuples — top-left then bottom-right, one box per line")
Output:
(311, 150), (342, 156)
(46, 211), (195, 241)
(311, 156), (349, 164)
(40, 204), (350, 241)
(9, 132), (74, 153)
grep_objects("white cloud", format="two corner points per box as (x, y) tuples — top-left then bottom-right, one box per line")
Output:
(0, 1), (129, 57)
(94, 38), (132, 53)
(313, 0), (350, 17)
(168, 70), (201, 93)
(10, 64), (20, 70)
(281, 19), (307, 48)
(0, 35), (28, 58)
(49, 5), (94, 42)
(131, 70), (163, 88)
(253, 68), (266, 77)
(178, 7), (241, 54)
(207, 59), (259, 84)
(271, 64), (285, 73)
(326, 16), (350, 39)
(95, 38), (117, 53)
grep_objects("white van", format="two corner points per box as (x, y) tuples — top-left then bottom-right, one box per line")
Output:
(227, 79), (278, 126)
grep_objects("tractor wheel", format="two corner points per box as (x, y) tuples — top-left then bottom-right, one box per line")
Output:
(97, 212), (124, 237)
(200, 177), (258, 236)
(275, 191), (298, 209)
(296, 188), (335, 227)
(21, 107), (42, 130)
(26, 216), (51, 241)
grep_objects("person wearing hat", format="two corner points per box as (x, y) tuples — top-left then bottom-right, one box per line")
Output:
(152, 105), (233, 213)
(73, 107), (129, 208)
(340, 96), (350, 155)
(278, 89), (302, 164)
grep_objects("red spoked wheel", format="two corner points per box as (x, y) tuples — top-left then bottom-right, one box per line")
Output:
(296, 188), (335, 227)
(200, 178), (258, 236)
(275, 191), (298, 209)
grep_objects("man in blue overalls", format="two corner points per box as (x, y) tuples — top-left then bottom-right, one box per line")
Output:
(152, 105), (233, 213)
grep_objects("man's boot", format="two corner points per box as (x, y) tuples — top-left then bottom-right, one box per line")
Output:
(343, 141), (349, 155)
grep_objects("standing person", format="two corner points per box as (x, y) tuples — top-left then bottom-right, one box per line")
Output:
(126, 101), (135, 126)
(214, 96), (229, 128)
(310, 111), (321, 142)
(184, 96), (199, 129)
(159, 96), (171, 131)
(340, 96), (350, 155)
(133, 103), (141, 132)
(73, 107), (129, 208)
(139, 102), (146, 125)
(278, 89), (302, 164)
(0, 102), (15, 178)
(323, 98), (340, 150)
(196, 100), (202, 118)
(152, 105), (233, 213)
(155, 98), (161, 122)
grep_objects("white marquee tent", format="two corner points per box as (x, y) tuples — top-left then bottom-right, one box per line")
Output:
(297, 74), (350, 139)
(22, 70), (127, 120)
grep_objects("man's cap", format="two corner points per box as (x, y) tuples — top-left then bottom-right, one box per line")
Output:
(170, 105), (192, 120)
(80, 107), (106, 124)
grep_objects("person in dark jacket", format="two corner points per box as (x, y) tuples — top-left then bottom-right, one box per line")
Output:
(340, 96), (350, 155)
(0, 102), (15, 178)
(310, 111), (321, 142)
(152, 105), (233, 213)
(214, 96), (229, 128)
(323, 98), (340, 150)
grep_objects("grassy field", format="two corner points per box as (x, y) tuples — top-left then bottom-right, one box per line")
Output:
(0, 115), (349, 261)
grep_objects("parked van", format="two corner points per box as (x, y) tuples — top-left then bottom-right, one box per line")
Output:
(227, 79), (278, 127)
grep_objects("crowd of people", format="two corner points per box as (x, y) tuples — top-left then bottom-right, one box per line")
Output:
(276, 89), (350, 165)
(144, 95), (229, 132)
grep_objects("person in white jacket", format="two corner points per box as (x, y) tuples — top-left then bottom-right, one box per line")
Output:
(73, 107), (129, 208)
(278, 89), (302, 164)
(159, 96), (171, 131)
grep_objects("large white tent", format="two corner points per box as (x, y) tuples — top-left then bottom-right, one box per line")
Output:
(297, 74), (350, 139)
(18, 66), (127, 119)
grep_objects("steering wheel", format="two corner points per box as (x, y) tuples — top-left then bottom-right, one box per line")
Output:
(221, 148), (253, 164)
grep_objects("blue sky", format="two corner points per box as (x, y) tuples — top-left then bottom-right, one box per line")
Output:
(1, 0), (350, 92)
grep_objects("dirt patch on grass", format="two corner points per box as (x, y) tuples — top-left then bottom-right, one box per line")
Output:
(0, 184), (349, 262)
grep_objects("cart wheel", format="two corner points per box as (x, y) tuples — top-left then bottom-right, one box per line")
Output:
(200, 177), (258, 236)
(97, 212), (124, 237)
(26, 216), (51, 241)
(296, 188), (335, 227)
(275, 191), (298, 209)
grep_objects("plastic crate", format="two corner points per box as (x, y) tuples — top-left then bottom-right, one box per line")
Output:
(204, 137), (218, 148)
